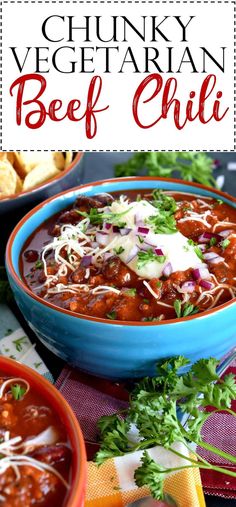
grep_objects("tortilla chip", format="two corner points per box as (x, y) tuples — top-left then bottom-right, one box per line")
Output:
(53, 152), (66, 171)
(0, 153), (8, 162)
(15, 173), (23, 194)
(22, 163), (60, 191)
(0, 160), (17, 197)
(14, 152), (55, 178)
(7, 153), (15, 165)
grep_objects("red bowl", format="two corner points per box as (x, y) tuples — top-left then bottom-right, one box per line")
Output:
(0, 356), (87, 507)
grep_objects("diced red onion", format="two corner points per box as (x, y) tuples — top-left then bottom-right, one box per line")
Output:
(181, 281), (196, 293)
(120, 228), (131, 236)
(80, 255), (92, 267)
(203, 252), (219, 261)
(193, 267), (211, 280)
(104, 252), (113, 261)
(162, 262), (173, 277)
(137, 226), (149, 236)
(113, 226), (120, 233)
(104, 222), (112, 230)
(91, 241), (98, 248)
(155, 248), (164, 256)
(198, 244), (207, 252)
(143, 236), (158, 248)
(126, 245), (140, 263)
(219, 229), (233, 238)
(96, 231), (109, 246)
(199, 280), (214, 290)
(198, 232), (221, 243)
(209, 255), (224, 264)
(139, 242), (152, 251)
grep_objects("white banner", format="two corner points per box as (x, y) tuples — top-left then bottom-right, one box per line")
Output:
(1, 1), (235, 151)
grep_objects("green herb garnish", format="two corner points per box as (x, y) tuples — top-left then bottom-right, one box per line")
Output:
(114, 246), (125, 255)
(11, 384), (26, 400)
(137, 249), (166, 269)
(76, 206), (132, 228)
(106, 311), (117, 320)
(95, 355), (236, 501)
(147, 214), (177, 235)
(124, 288), (137, 297)
(152, 190), (177, 214)
(174, 299), (199, 318)
(137, 235), (144, 244)
(187, 239), (197, 246)
(35, 260), (43, 269)
(146, 190), (177, 235)
(194, 246), (204, 260)
(12, 336), (27, 352)
(221, 238), (230, 250)
(115, 153), (216, 188)
(209, 237), (217, 246)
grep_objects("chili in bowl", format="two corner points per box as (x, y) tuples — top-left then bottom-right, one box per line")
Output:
(6, 177), (236, 379)
(0, 356), (86, 507)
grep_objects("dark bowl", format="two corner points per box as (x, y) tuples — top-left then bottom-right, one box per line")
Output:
(0, 153), (84, 259)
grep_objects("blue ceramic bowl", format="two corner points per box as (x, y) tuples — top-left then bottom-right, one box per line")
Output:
(6, 177), (236, 380)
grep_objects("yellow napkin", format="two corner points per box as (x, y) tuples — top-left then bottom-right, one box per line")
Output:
(85, 442), (206, 507)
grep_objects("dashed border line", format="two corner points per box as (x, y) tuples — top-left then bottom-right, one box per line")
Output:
(0, 0), (235, 151)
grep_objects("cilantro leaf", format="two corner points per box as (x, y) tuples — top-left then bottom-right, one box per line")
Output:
(134, 451), (165, 500)
(147, 213), (177, 234)
(221, 239), (230, 250)
(11, 384), (26, 400)
(151, 190), (177, 214)
(191, 358), (219, 383)
(174, 300), (198, 318)
(95, 355), (236, 500)
(95, 415), (131, 465)
(173, 299), (181, 318)
(35, 260), (43, 269)
(77, 206), (133, 228)
(115, 152), (216, 188)
(106, 311), (117, 320)
(114, 246), (125, 255)
(124, 288), (136, 297)
(137, 249), (166, 269)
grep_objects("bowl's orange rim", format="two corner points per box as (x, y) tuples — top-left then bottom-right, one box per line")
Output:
(0, 152), (83, 202)
(6, 176), (236, 327)
(0, 355), (87, 507)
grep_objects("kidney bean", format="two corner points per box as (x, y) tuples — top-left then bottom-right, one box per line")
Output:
(24, 250), (39, 263)
(31, 445), (71, 465)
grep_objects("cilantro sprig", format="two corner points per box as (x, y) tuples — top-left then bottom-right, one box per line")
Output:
(95, 356), (236, 501)
(146, 190), (177, 235)
(115, 152), (217, 188)
(76, 206), (132, 228)
(137, 249), (166, 269)
(174, 299), (199, 318)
